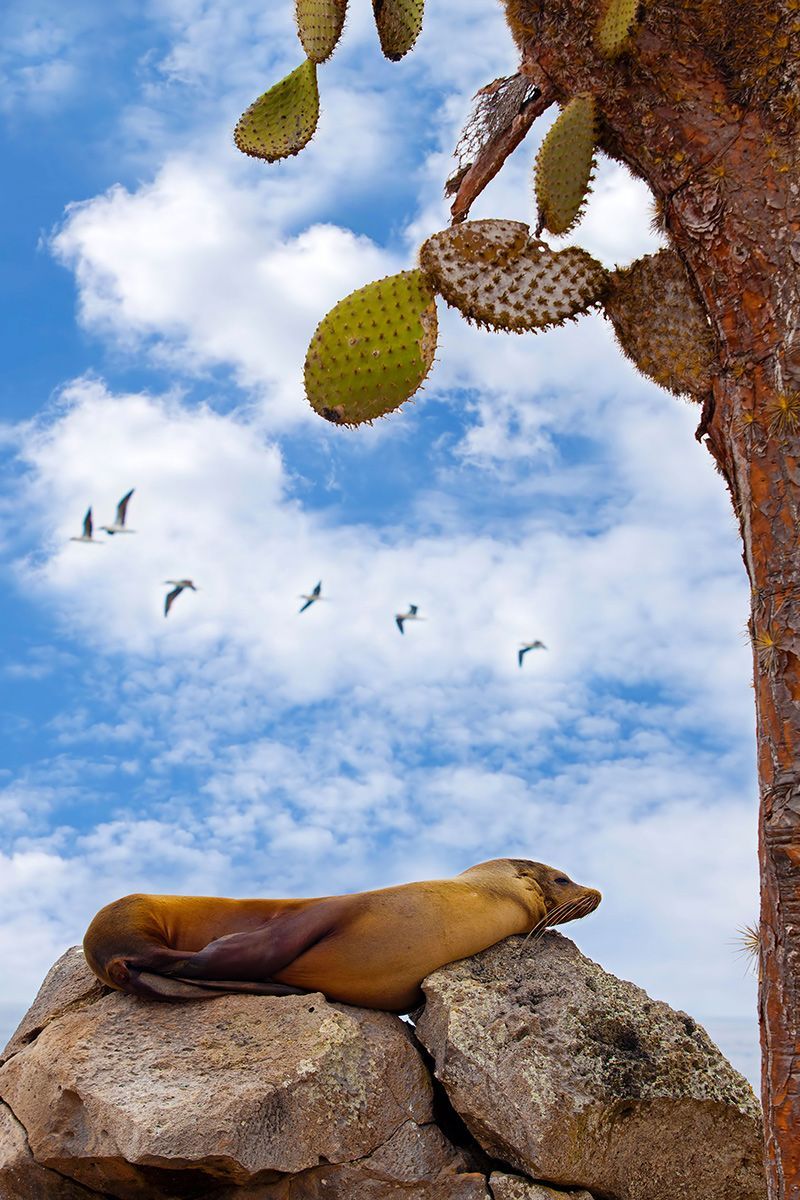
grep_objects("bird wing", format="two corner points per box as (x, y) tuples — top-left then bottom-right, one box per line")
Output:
(518, 648), (527, 667)
(116, 489), (134, 525)
(312, 581), (321, 596)
(409, 604), (418, 615)
(165, 586), (182, 616)
(83, 508), (93, 538)
(396, 616), (405, 634)
(299, 598), (313, 613)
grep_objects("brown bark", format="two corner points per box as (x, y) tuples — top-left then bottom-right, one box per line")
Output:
(500, 0), (800, 1193)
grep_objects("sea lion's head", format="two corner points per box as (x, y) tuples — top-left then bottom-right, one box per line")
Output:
(462, 858), (601, 926)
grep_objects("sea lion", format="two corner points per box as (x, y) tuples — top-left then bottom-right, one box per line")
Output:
(83, 858), (601, 1011)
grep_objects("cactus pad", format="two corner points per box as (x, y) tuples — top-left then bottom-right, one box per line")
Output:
(595, 0), (640, 56)
(603, 250), (716, 399)
(296, 0), (347, 63)
(304, 269), (438, 425)
(419, 218), (608, 333)
(534, 95), (597, 236)
(234, 60), (319, 162)
(372, 0), (425, 60)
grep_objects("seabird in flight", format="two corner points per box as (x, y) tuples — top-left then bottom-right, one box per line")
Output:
(299, 581), (323, 613)
(164, 579), (197, 617)
(100, 489), (136, 535)
(518, 640), (547, 667)
(69, 508), (103, 544)
(396, 604), (423, 634)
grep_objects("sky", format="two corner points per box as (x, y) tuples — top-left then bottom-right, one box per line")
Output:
(0, 0), (761, 1084)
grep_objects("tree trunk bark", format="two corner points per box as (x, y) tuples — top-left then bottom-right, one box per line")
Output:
(502, 0), (800, 1191)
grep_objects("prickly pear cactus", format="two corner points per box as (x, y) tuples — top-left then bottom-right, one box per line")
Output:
(304, 270), (438, 425)
(296, 0), (348, 63)
(234, 60), (319, 162)
(602, 249), (716, 398)
(595, 0), (640, 57)
(419, 218), (608, 333)
(373, 0), (425, 60)
(534, 95), (597, 236)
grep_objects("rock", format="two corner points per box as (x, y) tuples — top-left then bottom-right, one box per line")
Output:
(210, 1122), (490, 1197)
(0, 1100), (100, 1199)
(1, 948), (105, 1065)
(0, 956), (475, 1200)
(416, 932), (766, 1200)
(489, 1176), (594, 1200)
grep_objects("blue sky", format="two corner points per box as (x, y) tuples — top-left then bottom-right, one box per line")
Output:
(1, 0), (760, 1083)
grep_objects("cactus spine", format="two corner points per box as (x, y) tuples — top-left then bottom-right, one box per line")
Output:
(534, 95), (597, 237)
(234, 60), (320, 162)
(304, 270), (438, 425)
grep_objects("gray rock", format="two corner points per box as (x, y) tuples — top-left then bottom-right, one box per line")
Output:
(416, 932), (766, 1200)
(0, 953), (481, 1200)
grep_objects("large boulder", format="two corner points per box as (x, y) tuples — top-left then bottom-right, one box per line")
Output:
(415, 931), (766, 1200)
(0, 949), (480, 1200)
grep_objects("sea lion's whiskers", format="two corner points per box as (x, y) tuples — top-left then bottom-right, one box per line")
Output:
(517, 898), (580, 953)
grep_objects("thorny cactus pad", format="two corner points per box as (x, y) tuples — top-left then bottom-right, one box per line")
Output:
(234, 60), (320, 161)
(419, 218), (608, 333)
(304, 270), (438, 425)
(603, 249), (716, 399)
(595, 0), (641, 57)
(295, 0), (348, 63)
(534, 95), (597, 236)
(372, 0), (425, 60)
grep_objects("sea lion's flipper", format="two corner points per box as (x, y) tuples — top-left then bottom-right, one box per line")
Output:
(126, 971), (312, 1002)
(165, 901), (339, 983)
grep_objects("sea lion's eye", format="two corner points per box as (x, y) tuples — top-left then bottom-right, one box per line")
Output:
(554, 876), (570, 885)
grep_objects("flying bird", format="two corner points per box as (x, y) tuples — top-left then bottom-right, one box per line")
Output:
(396, 604), (423, 634)
(100, 489), (136, 535)
(299, 581), (323, 613)
(69, 508), (103, 544)
(164, 579), (197, 617)
(518, 640), (547, 667)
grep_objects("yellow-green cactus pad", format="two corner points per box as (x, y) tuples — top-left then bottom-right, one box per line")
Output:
(305, 269), (438, 425)
(603, 250), (716, 398)
(296, 0), (347, 63)
(419, 218), (608, 333)
(372, 0), (425, 60)
(234, 60), (319, 162)
(534, 95), (597, 236)
(595, 0), (640, 57)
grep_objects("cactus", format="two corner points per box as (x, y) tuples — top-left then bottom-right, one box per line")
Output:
(296, 0), (348, 63)
(234, 60), (319, 162)
(602, 249), (716, 398)
(304, 270), (438, 425)
(534, 95), (597, 236)
(595, 0), (640, 57)
(372, 0), (425, 60)
(419, 218), (608, 333)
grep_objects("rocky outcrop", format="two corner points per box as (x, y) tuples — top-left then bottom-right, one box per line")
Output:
(0, 939), (765, 1200)
(416, 932), (765, 1200)
(0, 949), (480, 1199)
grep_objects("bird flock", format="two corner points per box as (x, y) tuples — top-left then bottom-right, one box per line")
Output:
(70, 490), (548, 663)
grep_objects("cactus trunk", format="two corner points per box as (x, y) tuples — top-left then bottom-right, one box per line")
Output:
(504, 0), (800, 1190)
